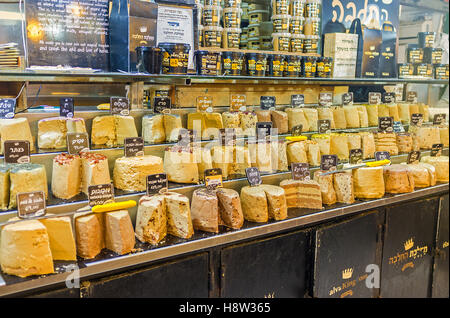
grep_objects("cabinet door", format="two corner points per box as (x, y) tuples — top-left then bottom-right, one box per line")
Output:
(313, 211), (381, 298)
(432, 194), (449, 298)
(220, 230), (309, 298)
(381, 198), (439, 298)
(83, 253), (209, 298)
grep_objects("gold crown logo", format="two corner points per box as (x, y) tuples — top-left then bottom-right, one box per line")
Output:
(342, 268), (354, 280)
(404, 238), (414, 251)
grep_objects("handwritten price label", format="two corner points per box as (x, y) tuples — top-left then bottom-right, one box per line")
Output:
(60, 97), (74, 118)
(291, 162), (310, 180)
(67, 133), (89, 154)
(88, 183), (114, 207)
(17, 191), (46, 219)
(3, 140), (30, 164)
(291, 94), (305, 107)
(110, 97), (130, 116)
(0, 98), (15, 119)
(146, 173), (168, 196)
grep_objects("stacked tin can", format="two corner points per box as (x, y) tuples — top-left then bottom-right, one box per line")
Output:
(223, 0), (242, 49)
(245, 2), (271, 50)
(201, 0), (223, 48)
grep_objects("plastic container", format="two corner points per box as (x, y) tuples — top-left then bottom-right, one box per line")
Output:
(272, 14), (291, 33)
(202, 5), (222, 26)
(135, 46), (162, 74)
(247, 37), (261, 50)
(267, 54), (286, 77)
(246, 52), (267, 76)
(248, 24), (260, 37)
(249, 3), (266, 11)
(316, 57), (332, 78)
(195, 50), (222, 76)
(223, 7), (241, 28)
(407, 44), (423, 64)
(303, 35), (319, 53)
(305, 0), (321, 18)
(290, 16), (305, 34)
(424, 47), (443, 65)
(159, 43), (191, 75)
(248, 10), (270, 24)
(418, 32), (436, 48)
(203, 26), (223, 47)
(398, 63), (414, 78)
(260, 36), (273, 50)
(302, 56), (317, 77)
(272, 32), (291, 51)
(304, 17), (320, 36)
(198, 24), (204, 46)
(290, 0), (306, 17)
(222, 51), (245, 75)
(434, 64), (449, 80)
(290, 34), (304, 52)
(204, 0), (220, 5)
(284, 55), (302, 77)
(272, 0), (290, 15)
(224, 0), (242, 8)
(223, 28), (242, 49)
(415, 63), (433, 77)
(241, 27), (249, 42)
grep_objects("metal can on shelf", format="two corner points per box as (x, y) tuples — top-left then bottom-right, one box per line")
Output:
(290, 16), (305, 34)
(241, 27), (248, 42)
(290, 34), (304, 52)
(398, 63), (414, 78)
(272, 0), (290, 15)
(248, 24), (260, 38)
(202, 5), (222, 26)
(414, 63), (433, 77)
(272, 14), (291, 33)
(272, 33), (291, 51)
(303, 35), (319, 53)
(284, 55), (302, 77)
(248, 10), (270, 24)
(302, 55), (317, 77)
(223, 51), (245, 75)
(407, 44), (423, 64)
(304, 17), (320, 36)
(203, 26), (223, 47)
(423, 47), (443, 65)
(434, 64), (449, 80)
(195, 50), (222, 76)
(223, 7), (241, 28)
(247, 37), (261, 50)
(224, 0), (242, 8)
(159, 43), (191, 75)
(222, 28), (242, 49)
(305, 0), (321, 18)
(290, 0), (306, 17)
(267, 54), (286, 77)
(316, 57), (332, 78)
(418, 31), (436, 48)
(240, 40), (248, 49)
(204, 0), (220, 6)
(260, 36), (273, 50)
(246, 52), (267, 76)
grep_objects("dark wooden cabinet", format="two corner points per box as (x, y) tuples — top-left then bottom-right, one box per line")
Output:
(220, 230), (310, 298)
(381, 198), (439, 298)
(82, 253), (209, 298)
(313, 211), (382, 298)
(432, 194), (449, 298)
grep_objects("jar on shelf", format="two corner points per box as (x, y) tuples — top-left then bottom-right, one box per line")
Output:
(223, 7), (241, 28)
(248, 10), (270, 24)
(316, 57), (333, 78)
(423, 47), (443, 65)
(248, 24), (260, 38)
(260, 36), (273, 50)
(203, 26), (223, 47)
(272, 14), (291, 33)
(304, 17), (320, 36)
(224, 0), (242, 8)
(302, 56), (317, 77)
(290, 0), (306, 17)
(202, 5), (222, 26)
(204, 0), (220, 6)
(267, 54), (286, 77)
(241, 27), (249, 42)
(434, 64), (449, 80)
(407, 44), (423, 64)
(195, 51), (222, 76)
(223, 28), (242, 49)
(246, 52), (267, 76)
(418, 32), (436, 48)
(248, 37), (261, 50)
(305, 0), (321, 18)
(272, 0), (290, 15)
(223, 51), (245, 75)
(398, 63), (414, 78)
(290, 16), (305, 34)
(414, 63), (433, 77)
(159, 43), (191, 75)
(290, 34), (305, 52)
(273, 33), (291, 52)
(284, 55), (302, 77)
(240, 40), (248, 49)
(303, 35), (319, 53)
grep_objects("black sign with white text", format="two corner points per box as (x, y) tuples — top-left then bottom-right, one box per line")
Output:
(291, 94), (305, 107)
(3, 140), (30, 164)
(146, 173), (168, 196)
(67, 133), (89, 154)
(246, 167), (262, 186)
(320, 155), (338, 171)
(0, 98), (15, 119)
(59, 98), (74, 118)
(17, 191), (46, 219)
(88, 183), (114, 206)
(110, 97), (130, 116)
(124, 137), (144, 157)
(291, 162), (310, 180)
(260, 96), (276, 110)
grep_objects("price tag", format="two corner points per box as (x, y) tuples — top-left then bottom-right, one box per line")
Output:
(383, 92), (396, 104)
(260, 96), (276, 110)
(342, 92), (353, 106)
(256, 122), (272, 139)
(349, 149), (363, 164)
(17, 191), (46, 219)
(153, 97), (171, 114)
(318, 120), (331, 134)
(378, 117), (394, 133)
(410, 113), (423, 127)
(3, 140), (30, 164)
(374, 151), (390, 161)
(59, 98), (74, 118)
(204, 168), (223, 189)
(110, 97), (130, 116)
(0, 98), (16, 119)
(219, 128), (236, 146)
(407, 151), (421, 164)
(319, 92), (333, 107)
(407, 91), (418, 103)
(291, 162), (310, 181)
(230, 94), (246, 112)
(245, 167), (262, 186)
(291, 125), (303, 136)
(146, 173), (168, 196)
(369, 92), (381, 105)
(433, 114), (446, 125)
(197, 96), (213, 113)
(393, 121), (405, 133)
(177, 129), (196, 147)
(320, 155), (338, 171)
(291, 94), (305, 107)
(67, 133), (89, 154)
(88, 183), (114, 207)
(124, 137), (144, 157)
(431, 144), (443, 157)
